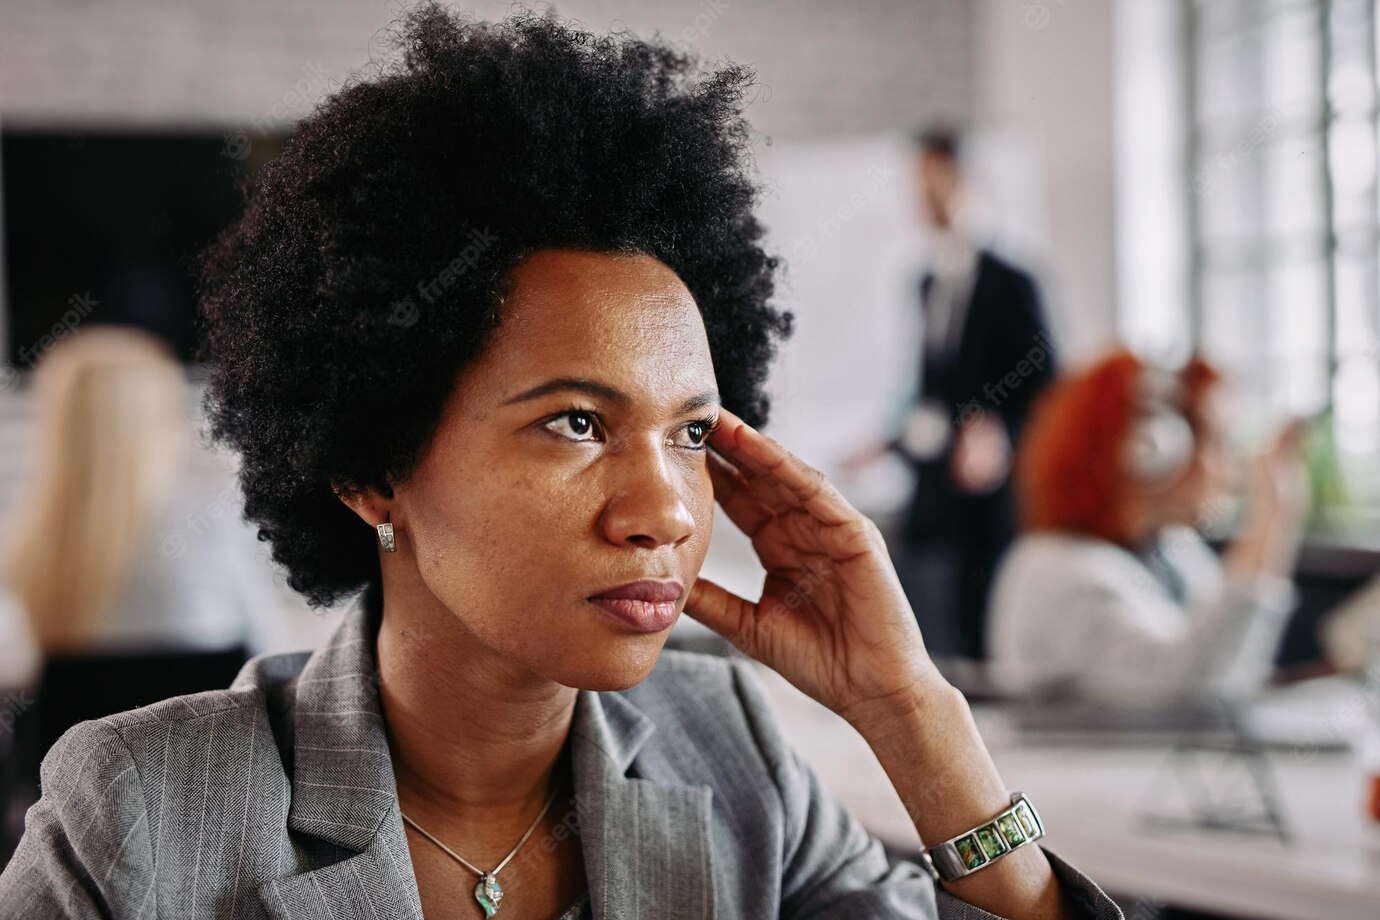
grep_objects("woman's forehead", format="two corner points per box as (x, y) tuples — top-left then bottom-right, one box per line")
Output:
(505, 249), (691, 307)
(499, 249), (702, 336)
(465, 249), (716, 406)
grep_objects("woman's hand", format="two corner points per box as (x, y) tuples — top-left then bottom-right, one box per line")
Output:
(683, 408), (947, 732)
(685, 411), (1076, 919)
(1250, 418), (1310, 526)
(1224, 418), (1309, 582)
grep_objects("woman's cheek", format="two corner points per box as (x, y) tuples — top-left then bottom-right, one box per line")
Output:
(686, 459), (715, 545)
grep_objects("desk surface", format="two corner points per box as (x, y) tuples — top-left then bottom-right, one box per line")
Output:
(745, 660), (1380, 920)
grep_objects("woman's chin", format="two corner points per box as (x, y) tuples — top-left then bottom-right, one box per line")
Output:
(550, 640), (668, 692)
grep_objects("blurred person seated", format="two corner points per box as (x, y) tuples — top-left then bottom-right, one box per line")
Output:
(986, 349), (1307, 708)
(0, 326), (281, 762)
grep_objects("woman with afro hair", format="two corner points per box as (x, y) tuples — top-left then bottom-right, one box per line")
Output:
(0, 5), (1120, 919)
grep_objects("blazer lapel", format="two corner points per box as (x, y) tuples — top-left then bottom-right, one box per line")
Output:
(258, 592), (425, 920)
(259, 841), (423, 920)
(259, 589), (716, 920)
(570, 690), (717, 919)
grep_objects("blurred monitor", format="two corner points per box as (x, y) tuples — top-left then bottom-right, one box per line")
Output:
(1, 128), (289, 367)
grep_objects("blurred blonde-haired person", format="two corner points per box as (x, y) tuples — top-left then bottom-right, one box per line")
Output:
(987, 349), (1307, 707)
(1, 325), (279, 693)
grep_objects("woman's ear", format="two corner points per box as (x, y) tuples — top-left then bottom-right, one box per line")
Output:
(332, 483), (395, 530)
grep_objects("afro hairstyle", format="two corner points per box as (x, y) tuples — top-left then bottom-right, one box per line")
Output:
(194, 2), (794, 608)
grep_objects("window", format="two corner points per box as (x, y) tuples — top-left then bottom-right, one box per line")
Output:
(1131, 0), (1380, 533)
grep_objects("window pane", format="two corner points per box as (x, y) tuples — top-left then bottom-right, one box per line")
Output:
(1197, 22), (1257, 125)
(1334, 255), (1379, 358)
(1334, 355), (1380, 486)
(1330, 0), (1374, 102)
(1197, 147), (1261, 242)
(1265, 135), (1327, 237)
(1202, 269), (1269, 389)
(1264, 5), (1324, 119)
(1268, 259), (1330, 412)
(1330, 118), (1377, 208)
(1184, 0), (1380, 528)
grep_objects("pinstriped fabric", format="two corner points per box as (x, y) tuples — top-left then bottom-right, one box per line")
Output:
(0, 589), (1123, 919)
(554, 889), (592, 919)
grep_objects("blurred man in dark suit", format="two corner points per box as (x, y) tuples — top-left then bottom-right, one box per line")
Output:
(847, 129), (1057, 662)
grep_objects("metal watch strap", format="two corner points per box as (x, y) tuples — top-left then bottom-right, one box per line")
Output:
(919, 792), (1045, 883)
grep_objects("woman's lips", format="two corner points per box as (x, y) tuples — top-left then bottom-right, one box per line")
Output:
(588, 579), (683, 632)
(588, 597), (679, 632)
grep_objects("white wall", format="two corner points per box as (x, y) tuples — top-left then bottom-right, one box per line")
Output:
(971, 0), (1119, 361)
(1113, 0), (1192, 362)
(0, 0), (972, 141)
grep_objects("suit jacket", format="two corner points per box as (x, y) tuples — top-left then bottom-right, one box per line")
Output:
(0, 588), (1122, 919)
(903, 250), (1057, 546)
(916, 250), (1055, 453)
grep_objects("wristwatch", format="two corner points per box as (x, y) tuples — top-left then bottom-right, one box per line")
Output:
(919, 792), (1045, 883)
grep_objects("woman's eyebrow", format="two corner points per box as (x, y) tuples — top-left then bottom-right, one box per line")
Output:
(503, 377), (720, 414)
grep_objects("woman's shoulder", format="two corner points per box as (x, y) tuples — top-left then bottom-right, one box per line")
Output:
(997, 530), (1147, 590)
(0, 649), (312, 915)
(1004, 529), (1127, 560)
(39, 647), (308, 784)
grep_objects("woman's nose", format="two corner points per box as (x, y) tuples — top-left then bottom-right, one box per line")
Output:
(598, 447), (697, 549)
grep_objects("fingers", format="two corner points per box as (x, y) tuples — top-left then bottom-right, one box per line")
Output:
(707, 451), (775, 537)
(683, 576), (753, 651)
(709, 444), (799, 515)
(710, 450), (872, 565)
(708, 408), (855, 526)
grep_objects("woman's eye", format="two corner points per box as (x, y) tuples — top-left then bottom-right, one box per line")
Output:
(546, 411), (600, 442)
(673, 419), (713, 450)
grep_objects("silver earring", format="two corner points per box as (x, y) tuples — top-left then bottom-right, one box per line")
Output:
(377, 522), (396, 553)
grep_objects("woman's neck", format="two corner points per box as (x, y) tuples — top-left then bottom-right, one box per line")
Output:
(374, 575), (579, 849)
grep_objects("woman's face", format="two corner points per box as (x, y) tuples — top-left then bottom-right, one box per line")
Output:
(389, 249), (719, 690)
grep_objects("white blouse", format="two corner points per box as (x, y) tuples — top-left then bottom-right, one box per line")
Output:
(0, 462), (335, 683)
(987, 525), (1298, 706)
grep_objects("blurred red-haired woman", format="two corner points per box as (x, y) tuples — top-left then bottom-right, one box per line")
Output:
(986, 348), (1307, 706)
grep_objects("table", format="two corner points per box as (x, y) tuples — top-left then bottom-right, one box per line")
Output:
(745, 660), (1380, 920)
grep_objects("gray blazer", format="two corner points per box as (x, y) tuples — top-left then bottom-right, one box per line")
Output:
(0, 590), (1122, 919)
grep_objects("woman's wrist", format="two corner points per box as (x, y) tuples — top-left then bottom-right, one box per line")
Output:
(839, 667), (958, 738)
(853, 679), (1011, 840)
(852, 676), (1070, 919)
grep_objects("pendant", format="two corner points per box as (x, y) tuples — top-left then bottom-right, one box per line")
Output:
(473, 873), (504, 917)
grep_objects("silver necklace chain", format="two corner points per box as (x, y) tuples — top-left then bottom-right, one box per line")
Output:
(400, 782), (563, 880)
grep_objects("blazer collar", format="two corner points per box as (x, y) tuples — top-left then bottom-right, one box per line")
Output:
(260, 588), (716, 919)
